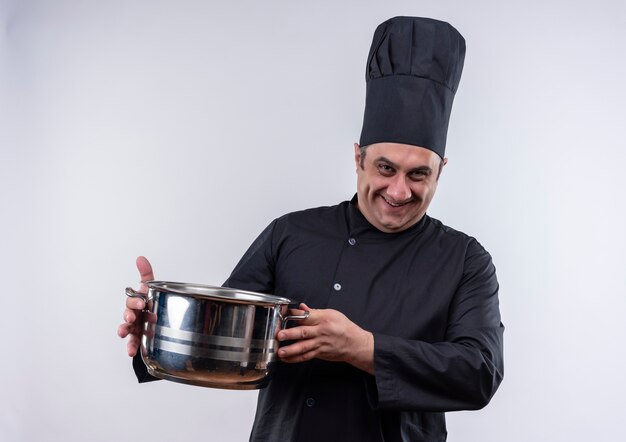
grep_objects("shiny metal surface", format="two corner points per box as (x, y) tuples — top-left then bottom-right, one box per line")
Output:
(126, 282), (306, 390)
(143, 281), (293, 306)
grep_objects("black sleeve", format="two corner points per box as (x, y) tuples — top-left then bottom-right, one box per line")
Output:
(370, 238), (504, 412)
(132, 352), (159, 383)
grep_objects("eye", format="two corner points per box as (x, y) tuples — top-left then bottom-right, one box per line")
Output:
(377, 163), (395, 176)
(408, 170), (430, 181)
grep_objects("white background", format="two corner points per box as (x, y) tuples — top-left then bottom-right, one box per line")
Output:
(1, 0), (625, 441)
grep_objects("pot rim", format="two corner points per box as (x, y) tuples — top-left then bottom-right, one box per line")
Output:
(145, 280), (294, 306)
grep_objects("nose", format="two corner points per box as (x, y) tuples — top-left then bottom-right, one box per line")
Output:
(386, 175), (411, 202)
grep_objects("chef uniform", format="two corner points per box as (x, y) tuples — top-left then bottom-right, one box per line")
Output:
(133, 16), (504, 442)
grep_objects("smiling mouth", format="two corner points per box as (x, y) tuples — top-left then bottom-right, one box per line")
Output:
(380, 194), (413, 208)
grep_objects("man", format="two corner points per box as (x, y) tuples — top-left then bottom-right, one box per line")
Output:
(118, 16), (504, 441)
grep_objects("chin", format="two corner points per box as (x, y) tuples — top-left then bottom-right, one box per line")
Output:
(378, 219), (408, 232)
(380, 212), (423, 231)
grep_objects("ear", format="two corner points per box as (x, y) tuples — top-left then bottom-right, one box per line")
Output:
(354, 143), (361, 171)
(437, 157), (449, 181)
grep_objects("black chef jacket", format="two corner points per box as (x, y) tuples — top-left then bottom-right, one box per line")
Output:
(224, 197), (504, 441)
(133, 196), (504, 442)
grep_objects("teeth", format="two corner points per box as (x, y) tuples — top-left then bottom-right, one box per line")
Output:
(382, 196), (406, 207)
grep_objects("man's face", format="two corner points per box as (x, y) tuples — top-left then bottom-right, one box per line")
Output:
(354, 142), (446, 233)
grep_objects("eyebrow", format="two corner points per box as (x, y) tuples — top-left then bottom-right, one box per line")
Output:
(375, 156), (433, 175)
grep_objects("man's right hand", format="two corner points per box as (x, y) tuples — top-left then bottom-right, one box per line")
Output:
(117, 256), (155, 357)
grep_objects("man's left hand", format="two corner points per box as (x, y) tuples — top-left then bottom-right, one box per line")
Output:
(277, 303), (374, 374)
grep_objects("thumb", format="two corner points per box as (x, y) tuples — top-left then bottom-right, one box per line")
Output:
(136, 256), (155, 289)
(299, 303), (313, 312)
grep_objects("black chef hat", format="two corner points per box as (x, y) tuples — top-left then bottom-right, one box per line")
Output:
(359, 16), (466, 159)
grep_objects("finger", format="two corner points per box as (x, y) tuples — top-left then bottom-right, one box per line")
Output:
(136, 256), (155, 286)
(127, 335), (141, 357)
(298, 303), (319, 324)
(278, 339), (320, 359)
(117, 322), (131, 338)
(123, 308), (138, 324)
(277, 325), (316, 342)
(118, 317), (143, 337)
(280, 351), (316, 363)
(125, 297), (145, 310)
(278, 339), (321, 357)
(123, 308), (149, 327)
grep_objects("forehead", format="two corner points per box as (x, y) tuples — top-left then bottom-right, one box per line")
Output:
(365, 142), (441, 168)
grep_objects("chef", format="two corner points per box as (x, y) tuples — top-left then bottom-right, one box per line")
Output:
(119, 16), (504, 441)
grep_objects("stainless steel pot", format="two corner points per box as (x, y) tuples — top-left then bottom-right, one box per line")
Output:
(125, 281), (307, 390)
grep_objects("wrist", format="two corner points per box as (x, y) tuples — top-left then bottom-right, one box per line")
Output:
(350, 328), (375, 374)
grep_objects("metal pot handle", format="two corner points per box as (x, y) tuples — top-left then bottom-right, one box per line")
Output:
(125, 287), (153, 310)
(281, 310), (310, 329)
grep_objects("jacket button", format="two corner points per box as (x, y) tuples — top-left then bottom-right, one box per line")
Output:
(348, 237), (356, 245)
(305, 397), (315, 407)
(333, 283), (342, 291)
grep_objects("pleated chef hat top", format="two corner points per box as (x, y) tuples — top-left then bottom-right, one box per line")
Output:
(359, 16), (466, 159)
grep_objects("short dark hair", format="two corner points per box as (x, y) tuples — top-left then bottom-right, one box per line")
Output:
(358, 145), (445, 180)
